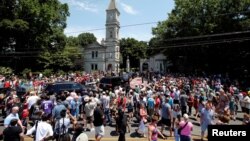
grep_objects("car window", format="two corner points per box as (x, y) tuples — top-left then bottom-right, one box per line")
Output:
(58, 84), (72, 91)
(100, 78), (111, 84)
(72, 83), (82, 89)
(112, 78), (121, 85)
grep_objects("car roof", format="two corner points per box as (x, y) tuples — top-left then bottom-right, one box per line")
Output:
(48, 81), (80, 85)
(101, 76), (122, 79)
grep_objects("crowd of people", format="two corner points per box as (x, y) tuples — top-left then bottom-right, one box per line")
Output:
(0, 72), (250, 141)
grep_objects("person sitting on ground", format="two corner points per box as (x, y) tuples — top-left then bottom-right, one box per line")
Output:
(242, 113), (250, 125)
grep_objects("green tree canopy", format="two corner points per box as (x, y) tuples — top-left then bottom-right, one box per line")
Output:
(120, 38), (148, 69)
(153, 0), (250, 39)
(78, 33), (97, 47)
(151, 0), (250, 75)
(0, 0), (69, 71)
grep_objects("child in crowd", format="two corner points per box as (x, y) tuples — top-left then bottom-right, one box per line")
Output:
(174, 119), (180, 141)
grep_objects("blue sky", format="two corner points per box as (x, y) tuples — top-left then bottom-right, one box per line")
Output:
(60, 0), (175, 42)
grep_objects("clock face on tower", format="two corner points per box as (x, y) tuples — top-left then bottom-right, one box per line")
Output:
(109, 13), (114, 20)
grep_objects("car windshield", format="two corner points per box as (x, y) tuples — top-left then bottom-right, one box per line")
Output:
(100, 78), (111, 83)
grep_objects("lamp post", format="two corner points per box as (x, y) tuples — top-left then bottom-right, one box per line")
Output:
(126, 56), (130, 72)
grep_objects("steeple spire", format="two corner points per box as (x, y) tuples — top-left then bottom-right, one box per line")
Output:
(107, 0), (117, 10)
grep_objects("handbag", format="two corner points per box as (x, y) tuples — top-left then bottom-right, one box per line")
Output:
(178, 122), (188, 135)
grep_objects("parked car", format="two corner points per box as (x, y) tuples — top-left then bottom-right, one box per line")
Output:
(44, 82), (86, 95)
(99, 76), (125, 90)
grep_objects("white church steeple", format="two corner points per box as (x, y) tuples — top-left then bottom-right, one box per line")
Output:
(105, 0), (120, 73)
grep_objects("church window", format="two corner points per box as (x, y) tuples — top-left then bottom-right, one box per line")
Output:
(92, 51), (95, 59)
(110, 31), (113, 38)
(110, 53), (112, 58)
(95, 51), (98, 58)
(91, 64), (98, 70)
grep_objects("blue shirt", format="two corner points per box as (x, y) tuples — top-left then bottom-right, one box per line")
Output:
(161, 102), (171, 119)
(201, 108), (214, 125)
(147, 98), (155, 109)
(168, 97), (174, 107)
(52, 103), (66, 119)
(4, 113), (19, 127)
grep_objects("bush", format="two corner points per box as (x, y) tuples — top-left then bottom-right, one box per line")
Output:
(0, 66), (13, 76)
(42, 69), (53, 77)
(57, 70), (65, 76)
(21, 68), (32, 78)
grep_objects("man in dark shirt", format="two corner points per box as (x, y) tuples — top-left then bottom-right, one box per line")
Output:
(3, 119), (24, 141)
(93, 103), (105, 141)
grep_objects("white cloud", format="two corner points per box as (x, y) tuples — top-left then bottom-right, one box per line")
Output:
(61, 0), (98, 13)
(120, 2), (138, 15)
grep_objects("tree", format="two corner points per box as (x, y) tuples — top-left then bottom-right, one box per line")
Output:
(153, 0), (250, 39)
(78, 33), (97, 47)
(152, 0), (250, 75)
(0, 0), (69, 71)
(120, 38), (148, 69)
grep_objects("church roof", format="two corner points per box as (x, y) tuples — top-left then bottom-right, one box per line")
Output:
(85, 41), (106, 50)
(107, 0), (117, 10)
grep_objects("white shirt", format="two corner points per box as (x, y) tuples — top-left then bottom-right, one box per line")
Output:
(27, 96), (40, 109)
(26, 121), (53, 141)
(101, 95), (110, 109)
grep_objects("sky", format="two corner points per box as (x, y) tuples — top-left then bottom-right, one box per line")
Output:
(60, 0), (175, 42)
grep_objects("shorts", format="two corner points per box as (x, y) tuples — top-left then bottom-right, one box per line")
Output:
(201, 123), (208, 132)
(86, 116), (93, 123)
(95, 125), (105, 137)
(161, 118), (171, 126)
(173, 111), (181, 118)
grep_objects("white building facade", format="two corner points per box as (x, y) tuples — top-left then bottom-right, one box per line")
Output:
(84, 0), (120, 73)
(140, 53), (170, 73)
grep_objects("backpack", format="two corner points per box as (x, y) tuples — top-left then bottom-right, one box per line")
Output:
(55, 118), (71, 141)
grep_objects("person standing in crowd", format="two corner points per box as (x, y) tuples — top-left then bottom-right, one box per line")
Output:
(101, 92), (112, 126)
(180, 91), (188, 116)
(127, 94), (134, 123)
(52, 97), (66, 121)
(136, 103), (147, 137)
(172, 103), (181, 129)
(26, 114), (53, 141)
(41, 95), (54, 118)
(54, 109), (74, 141)
(4, 106), (24, 131)
(179, 114), (193, 141)
(93, 103), (105, 141)
(147, 95), (155, 120)
(84, 96), (96, 132)
(187, 94), (194, 116)
(200, 103), (215, 141)
(117, 108), (129, 141)
(27, 91), (40, 110)
(160, 97), (173, 137)
(3, 119), (24, 141)
(148, 115), (166, 141)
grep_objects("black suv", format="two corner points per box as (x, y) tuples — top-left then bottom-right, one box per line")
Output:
(44, 82), (86, 95)
(99, 76), (125, 90)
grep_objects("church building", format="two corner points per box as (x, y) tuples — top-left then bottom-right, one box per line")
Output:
(83, 0), (120, 73)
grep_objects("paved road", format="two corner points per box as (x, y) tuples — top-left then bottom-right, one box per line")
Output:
(82, 112), (243, 141)
(0, 107), (244, 141)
